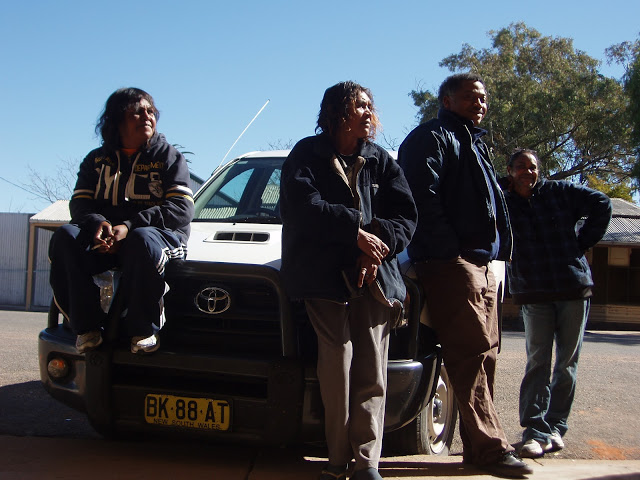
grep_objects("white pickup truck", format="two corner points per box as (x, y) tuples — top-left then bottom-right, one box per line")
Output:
(39, 150), (505, 455)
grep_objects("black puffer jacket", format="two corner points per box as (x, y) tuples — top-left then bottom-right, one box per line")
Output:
(280, 134), (417, 304)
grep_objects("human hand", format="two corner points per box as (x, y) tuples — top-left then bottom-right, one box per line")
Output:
(111, 224), (129, 242)
(357, 228), (389, 265)
(92, 221), (113, 253)
(106, 224), (129, 254)
(357, 254), (379, 288)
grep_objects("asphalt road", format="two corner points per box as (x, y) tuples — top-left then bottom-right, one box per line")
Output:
(1, 309), (639, 461)
(488, 328), (640, 460)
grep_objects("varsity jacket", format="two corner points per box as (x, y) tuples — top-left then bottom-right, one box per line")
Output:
(69, 132), (194, 245)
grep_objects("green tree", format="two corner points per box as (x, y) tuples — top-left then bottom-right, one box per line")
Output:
(410, 23), (636, 191)
(629, 57), (640, 151)
(586, 175), (634, 202)
(607, 36), (640, 149)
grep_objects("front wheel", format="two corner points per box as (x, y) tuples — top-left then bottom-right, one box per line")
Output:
(384, 364), (458, 455)
(423, 364), (457, 455)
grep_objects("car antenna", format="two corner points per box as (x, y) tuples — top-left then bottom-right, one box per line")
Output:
(214, 99), (270, 174)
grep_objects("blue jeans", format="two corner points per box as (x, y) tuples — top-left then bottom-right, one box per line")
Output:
(519, 299), (589, 442)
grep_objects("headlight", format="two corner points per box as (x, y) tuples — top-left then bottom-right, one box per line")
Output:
(47, 357), (70, 379)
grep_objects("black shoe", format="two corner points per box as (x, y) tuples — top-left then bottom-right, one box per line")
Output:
(480, 452), (533, 478)
(350, 467), (383, 480)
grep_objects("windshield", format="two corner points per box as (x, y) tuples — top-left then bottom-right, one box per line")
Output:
(193, 157), (283, 224)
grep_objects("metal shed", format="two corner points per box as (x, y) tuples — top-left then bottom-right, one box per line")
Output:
(26, 200), (71, 310)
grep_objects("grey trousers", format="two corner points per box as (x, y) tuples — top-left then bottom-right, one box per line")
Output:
(305, 290), (391, 471)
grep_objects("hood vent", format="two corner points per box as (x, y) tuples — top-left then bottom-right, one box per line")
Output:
(213, 231), (270, 242)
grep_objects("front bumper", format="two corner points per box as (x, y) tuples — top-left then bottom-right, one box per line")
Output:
(39, 325), (439, 445)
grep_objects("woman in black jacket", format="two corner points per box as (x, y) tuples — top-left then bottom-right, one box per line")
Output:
(280, 81), (417, 480)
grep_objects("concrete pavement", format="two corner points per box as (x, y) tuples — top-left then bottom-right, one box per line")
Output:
(1, 435), (639, 479)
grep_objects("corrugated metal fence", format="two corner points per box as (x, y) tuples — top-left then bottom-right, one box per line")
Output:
(0, 212), (52, 310)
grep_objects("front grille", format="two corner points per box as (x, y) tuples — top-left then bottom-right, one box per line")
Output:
(163, 260), (295, 356)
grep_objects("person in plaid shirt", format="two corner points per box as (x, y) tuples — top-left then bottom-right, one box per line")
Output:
(504, 148), (611, 458)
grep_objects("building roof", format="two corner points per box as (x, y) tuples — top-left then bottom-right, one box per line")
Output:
(29, 200), (70, 231)
(604, 217), (640, 244)
(601, 198), (640, 246)
(610, 198), (640, 218)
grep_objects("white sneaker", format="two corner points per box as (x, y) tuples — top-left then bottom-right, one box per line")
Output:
(520, 438), (552, 458)
(131, 333), (160, 354)
(549, 431), (565, 451)
(76, 331), (103, 353)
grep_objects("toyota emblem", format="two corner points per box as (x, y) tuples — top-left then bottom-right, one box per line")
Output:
(195, 287), (231, 314)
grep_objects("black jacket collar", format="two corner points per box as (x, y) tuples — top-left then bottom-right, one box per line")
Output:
(438, 108), (487, 140)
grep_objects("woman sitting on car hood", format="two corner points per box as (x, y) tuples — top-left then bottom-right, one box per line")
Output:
(49, 87), (194, 355)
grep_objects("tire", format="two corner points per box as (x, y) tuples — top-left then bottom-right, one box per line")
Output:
(384, 364), (458, 456)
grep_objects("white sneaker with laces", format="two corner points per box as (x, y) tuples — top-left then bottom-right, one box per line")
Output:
(549, 431), (565, 451)
(131, 333), (160, 354)
(520, 438), (552, 458)
(75, 330), (103, 353)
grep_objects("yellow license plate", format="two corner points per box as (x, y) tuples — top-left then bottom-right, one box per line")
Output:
(144, 394), (231, 431)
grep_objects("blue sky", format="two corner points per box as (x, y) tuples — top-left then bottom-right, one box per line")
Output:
(1, 0), (638, 213)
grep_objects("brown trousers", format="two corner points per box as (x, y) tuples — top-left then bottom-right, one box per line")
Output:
(305, 289), (392, 471)
(415, 257), (514, 465)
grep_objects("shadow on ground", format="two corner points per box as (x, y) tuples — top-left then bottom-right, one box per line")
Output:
(0, 380), (98, 438)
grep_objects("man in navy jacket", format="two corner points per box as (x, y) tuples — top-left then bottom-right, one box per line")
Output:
(399, 73), (531, 477)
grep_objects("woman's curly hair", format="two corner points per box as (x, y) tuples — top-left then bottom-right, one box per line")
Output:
(316, 81), (380, 140)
